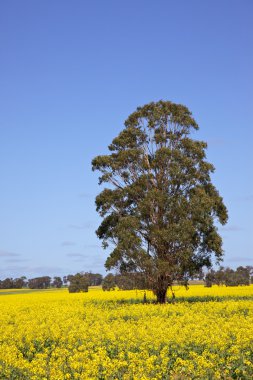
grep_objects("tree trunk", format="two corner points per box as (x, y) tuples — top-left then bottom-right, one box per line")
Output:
(151, 271), (170, 303)
(154, 286), (168, 304)
(153, 271), (170, 303)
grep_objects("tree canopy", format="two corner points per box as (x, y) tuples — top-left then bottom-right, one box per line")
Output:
(92, 100), (228, 303)
(68, 273), (89, 293)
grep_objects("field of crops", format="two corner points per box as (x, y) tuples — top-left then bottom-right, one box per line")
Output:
(0, 285), (253, 379)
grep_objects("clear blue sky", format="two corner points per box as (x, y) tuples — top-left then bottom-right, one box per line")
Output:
(0, 0), (252, 279)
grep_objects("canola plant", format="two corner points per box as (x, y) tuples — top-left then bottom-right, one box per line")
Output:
(0, 285), (253, 379)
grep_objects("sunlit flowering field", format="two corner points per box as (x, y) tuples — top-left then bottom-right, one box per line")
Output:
(0, 285), (253, 379)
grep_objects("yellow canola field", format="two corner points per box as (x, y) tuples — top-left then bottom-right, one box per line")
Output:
(0, 285), (253, 379)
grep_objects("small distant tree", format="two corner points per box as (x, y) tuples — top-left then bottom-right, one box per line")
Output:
(235, 266), (250, 286)
(205, 266), (251, 287)
(246, 266), (253, 284)
(0, 277), (27, 289)
(102, 273), (116, 291)
(0, 278), (14, 289)
(84, 272), (103, 286)
(214, 266), (226, 286)
(115, 272), (147, 290)
(204, 269), (216, 287)
(52, 276), (63, 288)
(68, 273), (89, 293)
(13, 277), (27, 288)
(28, 276), (51, 289)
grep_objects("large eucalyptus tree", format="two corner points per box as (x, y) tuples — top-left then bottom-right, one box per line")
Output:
(92, 101), (228, 303)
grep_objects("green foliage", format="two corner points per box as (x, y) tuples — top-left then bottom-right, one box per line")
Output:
(52, 276), (63, 288)
(0, 277), (27, 289)
(28, 276), (51, 289)
(84, 272), (103, 286)
(115, 273), (147, 290)
(205, 266), (253, 287)
(68, 273), (89, 293)
(92, 100), (228, 303)
(102, 273), (116, 291)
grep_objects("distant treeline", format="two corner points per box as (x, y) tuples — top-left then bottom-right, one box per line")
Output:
(204, 266), (253, 287)
(0, 266), (252, 292)
(0, 273), (103, 291)
(102, 266), (253, 291)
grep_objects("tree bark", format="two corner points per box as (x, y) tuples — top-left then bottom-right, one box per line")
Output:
(154, 286), (168, 304)
(154, 276), (169, 303)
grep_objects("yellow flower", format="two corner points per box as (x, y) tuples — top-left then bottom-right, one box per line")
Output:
(0, 285), (252, 379)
